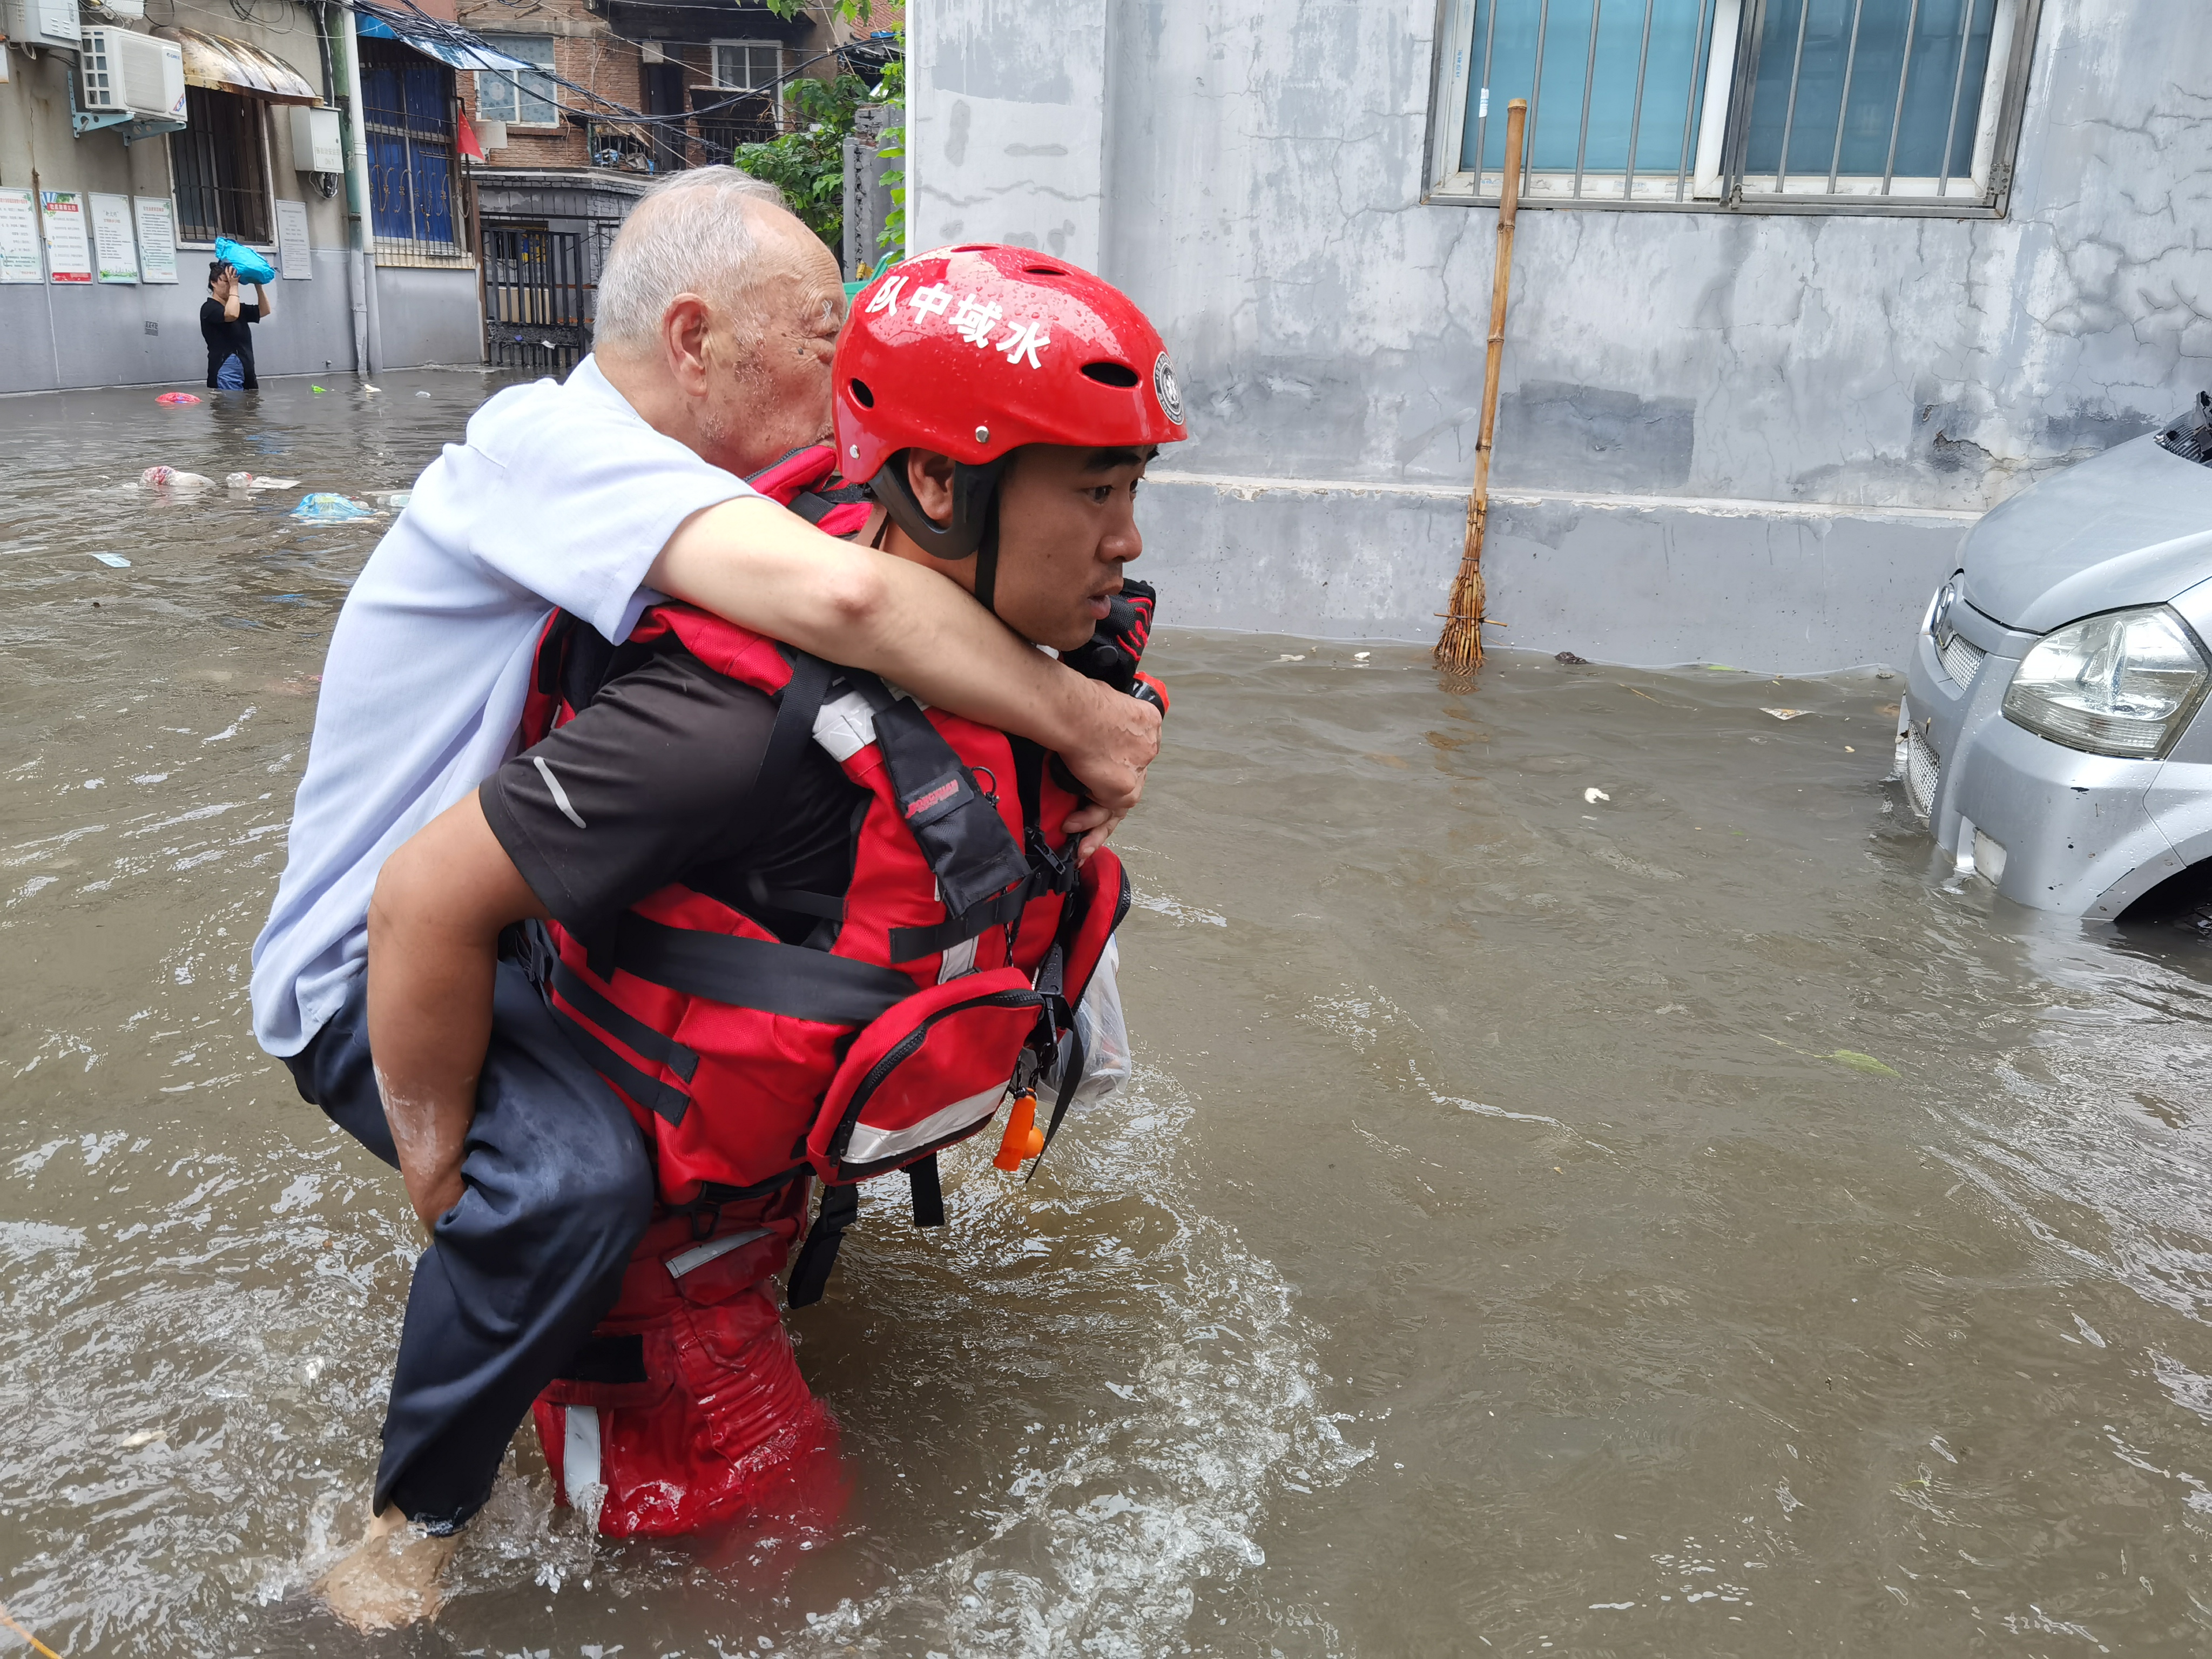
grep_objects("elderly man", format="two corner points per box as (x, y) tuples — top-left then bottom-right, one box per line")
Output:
(254, 171), (1157, 1625)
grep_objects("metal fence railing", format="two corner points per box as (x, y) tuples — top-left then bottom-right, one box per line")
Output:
(483, 224), (592, 374)
(1427, 0), (2040, 214)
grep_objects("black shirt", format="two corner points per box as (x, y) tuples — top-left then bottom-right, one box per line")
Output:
(480, 637), (867, 943)
(200, 298), (262, 388)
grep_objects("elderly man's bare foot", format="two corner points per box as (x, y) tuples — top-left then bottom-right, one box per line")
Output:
(318, 1504), (461, 1631)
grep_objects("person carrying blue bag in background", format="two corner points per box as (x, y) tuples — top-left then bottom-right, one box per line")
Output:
(202, 237), (275, 392)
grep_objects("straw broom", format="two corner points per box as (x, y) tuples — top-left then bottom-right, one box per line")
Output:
(1435, 97), (1528, 678)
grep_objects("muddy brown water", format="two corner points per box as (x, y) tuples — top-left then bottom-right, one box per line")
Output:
(7, 372), (2212, 1657)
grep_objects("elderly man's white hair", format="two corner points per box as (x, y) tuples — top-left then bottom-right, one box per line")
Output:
(594, 166), (790, 352)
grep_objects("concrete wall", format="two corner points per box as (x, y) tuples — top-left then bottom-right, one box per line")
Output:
(1, 3), (482, 394)
(907, 0), (2212, 669)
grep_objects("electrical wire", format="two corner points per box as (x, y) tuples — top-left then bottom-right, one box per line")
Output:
(343, 0), (895, 134)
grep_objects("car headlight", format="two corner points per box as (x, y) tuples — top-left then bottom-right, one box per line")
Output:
(2001, 605), (2210, 758)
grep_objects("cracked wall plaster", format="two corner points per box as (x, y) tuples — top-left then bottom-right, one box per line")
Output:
(915, 0), (2212, 514)
(910, 0), (2209, 664)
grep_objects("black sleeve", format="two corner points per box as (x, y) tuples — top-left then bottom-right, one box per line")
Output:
(239, 302), (262, 323)
(480, 645), (778, 932)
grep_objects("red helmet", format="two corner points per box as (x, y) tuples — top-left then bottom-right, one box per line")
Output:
(836, 244), (1187, 484)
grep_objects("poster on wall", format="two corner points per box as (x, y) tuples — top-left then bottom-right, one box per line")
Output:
(39, 191), (93, 284)
(89, 193), (139, 284)
(0, 187), (42, 284)
(134, 197), (178, 284)
(273, 200), (312, 279)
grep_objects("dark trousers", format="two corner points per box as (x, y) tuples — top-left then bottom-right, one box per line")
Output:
(284, 949), (653, 1532)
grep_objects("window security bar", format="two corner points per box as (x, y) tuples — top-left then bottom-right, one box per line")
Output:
(1426, 0), (2042, 214)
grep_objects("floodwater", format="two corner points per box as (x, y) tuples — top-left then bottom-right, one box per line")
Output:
(6, 372), (2212, 1658)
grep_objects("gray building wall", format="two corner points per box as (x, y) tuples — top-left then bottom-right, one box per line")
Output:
(1, 7), (482, 395)
(907, 0), (2212, 670)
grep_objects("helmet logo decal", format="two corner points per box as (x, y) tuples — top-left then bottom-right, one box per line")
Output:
(1154, 353), (1185, 426)
(951, 296), (1006, 345)
(856, 273), (1055, 370)
(999, 321), (1050, 368)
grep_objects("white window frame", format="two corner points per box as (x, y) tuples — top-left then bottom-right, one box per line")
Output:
(1424, 0), (2041, 215)
(475, 35), (559, 131)
(708, 39), (787, 121)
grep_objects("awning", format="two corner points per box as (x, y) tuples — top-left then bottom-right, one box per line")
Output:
(353, 5), (540, 73)
(157, 28), (321, 105)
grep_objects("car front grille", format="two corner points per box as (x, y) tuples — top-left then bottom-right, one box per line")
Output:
(1938, 630), (1985, 687)
(1905, 726), (1940, 818)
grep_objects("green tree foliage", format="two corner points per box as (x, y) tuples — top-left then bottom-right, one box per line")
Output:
(729, 52), (902, 269)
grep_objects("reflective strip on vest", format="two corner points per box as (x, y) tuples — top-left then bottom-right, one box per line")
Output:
(813, 686), (882, 763)
(664, 1226), (771, 1280)
(563, 1405), (602, 1505)
(842, 1082), (1008, 1168)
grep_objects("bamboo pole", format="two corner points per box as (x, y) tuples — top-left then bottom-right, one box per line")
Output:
(1434, 97), (1528, 679)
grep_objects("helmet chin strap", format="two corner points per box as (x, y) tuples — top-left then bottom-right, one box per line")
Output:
(867, 449), (1013, 619)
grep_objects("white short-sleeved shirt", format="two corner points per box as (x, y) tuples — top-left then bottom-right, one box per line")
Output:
(249, 356), (756, 1057)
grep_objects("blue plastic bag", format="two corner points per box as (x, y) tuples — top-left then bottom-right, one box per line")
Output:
(213, 236), (278, 285)
(291, 493), (376, 523)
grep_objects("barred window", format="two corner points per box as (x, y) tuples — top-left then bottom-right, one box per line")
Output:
(171, 87), (272, 244)
(1428, 0), (2040, 214)
(361, 40), (461, 255)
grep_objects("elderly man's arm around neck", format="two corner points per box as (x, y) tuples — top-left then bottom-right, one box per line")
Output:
(650, 498), (1159, 822)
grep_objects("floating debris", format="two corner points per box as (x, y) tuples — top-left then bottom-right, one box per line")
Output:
(291, 493), (377, 523)
(1826, 1049), (1900, 1078)
(1555, 650), (1589, 665)
(141, 466), (214, 491)
(1762, 707), (1806, 720)
(90, 552), (131, 568)
(1583, 787), (1610, 804)
(153, 391), (200, 406)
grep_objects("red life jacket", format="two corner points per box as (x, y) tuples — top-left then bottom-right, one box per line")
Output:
(518, 443), (1131, 1296)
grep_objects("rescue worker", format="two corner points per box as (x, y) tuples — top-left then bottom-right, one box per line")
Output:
(318, 247), (1185, 1627)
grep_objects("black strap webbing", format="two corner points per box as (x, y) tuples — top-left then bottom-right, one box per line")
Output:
(787, 1182), (860, 1307)
(908, 1153), (944, 1227)
(551, 1005), (691, 1127)
(551, 959), (700, 1083)
(612, 913), (913, 1025)
(752, 650), (833, 806)
(1026, 1006), (1083, 1184)
(742, 871), (846, 922)
(556, 1332), (648, 1385)
(886, 874), (1036, 962)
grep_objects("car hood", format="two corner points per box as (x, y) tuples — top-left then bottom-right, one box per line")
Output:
(1960, 432), (2212, 635)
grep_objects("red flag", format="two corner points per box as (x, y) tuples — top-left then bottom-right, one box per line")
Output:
(457, 111), (485, 160)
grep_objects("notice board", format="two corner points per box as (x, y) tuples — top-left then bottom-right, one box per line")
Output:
(134, 197), (178, 284)
(89, 193), (139, 284)
(39, 191), (93, 284)
(0, 187), (41, 284)
(274, 199), (313, 279)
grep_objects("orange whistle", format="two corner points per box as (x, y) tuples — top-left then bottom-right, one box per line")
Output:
(994, 1091), (1046, 1170)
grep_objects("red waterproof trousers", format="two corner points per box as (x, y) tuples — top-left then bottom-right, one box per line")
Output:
(531, 1181), (840, 1537)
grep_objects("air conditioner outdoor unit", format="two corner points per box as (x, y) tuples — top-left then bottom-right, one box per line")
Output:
(78, 25), (184, 119)
(5, 0), (83, 53)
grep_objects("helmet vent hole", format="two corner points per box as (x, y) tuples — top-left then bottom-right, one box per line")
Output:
(1081, 361), (1141, 389)
(848, 377), (875, 409)
(1023, 264), (1068, 276)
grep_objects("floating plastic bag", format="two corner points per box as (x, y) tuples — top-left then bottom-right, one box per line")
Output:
(226, 472), (303, 492)
(154, 392), (200, 406)
(212, 236), (276, 285)
(1048, 936), (1131, 1112)
(291, 492), (376, 522)
(141, 466), (214, 491)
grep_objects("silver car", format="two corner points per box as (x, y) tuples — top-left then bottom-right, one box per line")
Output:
(1900, 392), (2212, 918)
